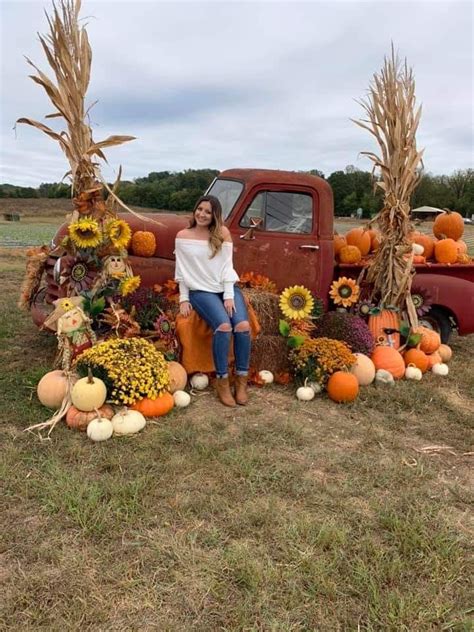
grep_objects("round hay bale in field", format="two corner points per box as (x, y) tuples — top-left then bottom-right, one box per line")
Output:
(250, 334), (290, 374)
(242, 288), (281, 335)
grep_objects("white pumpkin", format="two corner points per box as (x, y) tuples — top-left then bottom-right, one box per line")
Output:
(375, 369), (395, 386)
(350, 353), (376, 386)
(71, 371), (107, 412)
(432, 363), (449, 376)
(87, 416), (113, 442)
(308, 381), (322, 394)
(111, 409), (146, 436)
(296, 379), (315, 401)
(190, 373), (209, 390)
(173, 390), (191, 408)
(258, 370), (274, 384)
(405, 364), (422, 381)
(412, 243), (424, 256)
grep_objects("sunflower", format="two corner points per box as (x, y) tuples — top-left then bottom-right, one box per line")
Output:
(105, 218), (132, 250)
(119, 275), (141, 297)
(279, 285), (314, 320)
(68, 216), (102, 249)
(59, 255), (99, 293)
(329, 277), (360, 308)
(411, 288), (433, 316)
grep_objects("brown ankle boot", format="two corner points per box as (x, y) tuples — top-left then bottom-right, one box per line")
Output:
(215, 377), (237, 407)
(234, 375), (249, 406)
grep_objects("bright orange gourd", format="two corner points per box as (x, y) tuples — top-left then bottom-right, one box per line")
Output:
(368, 310), (400, 349)
(414, 326), (441, 354)
(413, 255), (426, 264)
(339, 245), (362, 264)
(66, 404), (114, 431)
(426, 351), (442, 369)
(327, 371), (359, 403)
(131, 392), (174, 417)
(334, 233), (347, 257)
(346, 228), (371, 256)
(411, 232), (435, 260)
(403, 349), (429, 373)
(131, 230), (156, 257)
(433, 210), (464, 241)
(434, 238), (458, 264)
(371, 346), (405, 379)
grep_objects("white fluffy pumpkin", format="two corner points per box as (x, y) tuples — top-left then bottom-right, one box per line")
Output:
(375, 369), (395, 386)
(173, 390), (191, 408)
(87, 416), (113, 442)
(405, 364), (422, 381)
(432, 363), (449, 376)
(412, 243), (424, 255)
(190, 373), (209, 390)
(111, 409), (146, 435)
(258, 370), (274, 384)
(296, 379), (315, 401)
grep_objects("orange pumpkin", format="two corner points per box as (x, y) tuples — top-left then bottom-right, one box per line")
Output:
(433, 209), (464, 241)
(131, 230), (156, 257)
(327, 371), (359, 403)
(346, 228), (371, 256)
(66, 404), (114, 431)
(413, 255), (426, 264)
(426, 351), (442, 369)
(334, 233), (347, 257)
(403, 348), (429, 373)
(339, 245), (362, 264)
(368, 310), (400, 349)
(437, 344), (452, 363)
(131, 392), (174, 417)
(411, 232), (435, 260)
(414, 326), (441, 354)
(434, 238), (458, 264)
(371, 346), (405, 379)
(167, 361), (187, 393)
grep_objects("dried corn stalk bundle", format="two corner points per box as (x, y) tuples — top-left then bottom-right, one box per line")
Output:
(353, 47), (424, 327)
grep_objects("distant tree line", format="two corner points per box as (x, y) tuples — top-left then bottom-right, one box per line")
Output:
(1, 167), (473, 217)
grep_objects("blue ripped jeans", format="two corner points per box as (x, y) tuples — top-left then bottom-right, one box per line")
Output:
(189, 285), (251, 378)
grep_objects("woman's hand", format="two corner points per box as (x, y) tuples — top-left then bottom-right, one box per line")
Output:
(224, 299), (235, 316)
(180, 301), (192, 317)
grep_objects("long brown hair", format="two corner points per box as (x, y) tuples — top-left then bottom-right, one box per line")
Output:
(189, 195), (225, 257)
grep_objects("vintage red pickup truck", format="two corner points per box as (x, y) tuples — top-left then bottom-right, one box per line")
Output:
(35, 169), (474, 342)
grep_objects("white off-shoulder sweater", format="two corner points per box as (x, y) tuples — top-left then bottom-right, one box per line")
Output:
(174, 238), (239, 302)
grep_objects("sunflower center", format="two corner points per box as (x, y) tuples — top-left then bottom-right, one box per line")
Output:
(78, 228), (96, 239)
(339, 285), (353, 298)
(71, 262), (87, 281)
(289, 293), (307, 310)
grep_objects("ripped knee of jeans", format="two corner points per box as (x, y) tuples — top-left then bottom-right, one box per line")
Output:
(215, 323), (232, 334)
(234, 320), (250, 333)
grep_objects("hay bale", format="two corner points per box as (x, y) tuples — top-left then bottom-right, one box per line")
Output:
(250, 334), (290, 374)
(242, 288), (281, 335)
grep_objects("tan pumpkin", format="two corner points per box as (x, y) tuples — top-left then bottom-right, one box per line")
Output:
(334, 233), (347, 257)
(403, 348), (429, 373)
(66, 404), (114, 431)
(37, 370), (70, 409)
(350, 353), (376, 386)
(327, 371), (359, 403)
(434, 238), (458, 264)
(437, 344), (452, 363)
(368, 310), (400, 349)
(131, 392), (174, 417)
(345, 228), (371, 256)
(371, 346), (405, 379)
(455, 240), (468, 255)
(414, 326), (441, 354)
(456, 253), (471, 264)
(167, 361), (187, 393)
(131, 230), (156, 257)
(426, 351), (442, 369)
(411, 232), (435, 260)
(433, 209), (464, 241)
(339, 245), (362, 264)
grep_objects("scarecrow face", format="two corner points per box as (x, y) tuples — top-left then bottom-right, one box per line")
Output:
(106, 255), (126, 275)
(59, 307), (85, 333)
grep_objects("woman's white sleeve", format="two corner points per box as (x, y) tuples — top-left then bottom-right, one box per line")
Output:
(222, 245), (239, 300)
(174, 245), (190, 302)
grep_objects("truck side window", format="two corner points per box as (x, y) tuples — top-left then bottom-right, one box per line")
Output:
(240, 191), (313, 233)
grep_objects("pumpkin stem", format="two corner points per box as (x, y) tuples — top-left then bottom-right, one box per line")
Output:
(87, 367), (94, 384)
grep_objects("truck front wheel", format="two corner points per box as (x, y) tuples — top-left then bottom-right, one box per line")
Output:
(419, 306), (453, 344)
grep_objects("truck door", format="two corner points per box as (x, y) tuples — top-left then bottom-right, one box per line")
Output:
(229, 186), (321, 295)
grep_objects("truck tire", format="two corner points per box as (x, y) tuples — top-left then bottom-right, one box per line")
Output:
(419, 306), (453, 344)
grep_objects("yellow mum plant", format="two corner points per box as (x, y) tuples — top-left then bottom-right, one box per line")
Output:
(290, 336), (356, 386)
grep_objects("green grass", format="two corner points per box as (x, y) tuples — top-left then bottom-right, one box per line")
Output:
(1, 249), (473, 630)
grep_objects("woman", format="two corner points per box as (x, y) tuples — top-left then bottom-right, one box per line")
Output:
(174, 195), (251, 407)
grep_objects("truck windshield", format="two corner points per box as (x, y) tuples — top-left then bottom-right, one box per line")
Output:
(206, 178), (243, 220)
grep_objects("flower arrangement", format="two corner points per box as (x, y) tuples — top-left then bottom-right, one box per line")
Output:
(76, 338), (170, 405)
(121, 286), (165, 329)
(314, 311), (375, 356)
(279, 285), (314, 320)
(329, 277), (360, 308)
(290, 337), (356, 386)
(240, 271), (277, 294)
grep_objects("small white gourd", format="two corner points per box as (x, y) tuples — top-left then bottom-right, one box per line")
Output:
(296, 379), (315, 401)
(375, 369), (395, 386)
(412, 243), (424, 256)
(258, 370), (274, 384)
(173, 390), (191, 408)
(432, 363), (449, 376)
(308, 381), (322, 394)
(190, 373), (209, 390)
(87, 414), (113, 442)
(111, 409), (146, 436)
(71, 369), (107, 412)
(405, 363), (422, 381)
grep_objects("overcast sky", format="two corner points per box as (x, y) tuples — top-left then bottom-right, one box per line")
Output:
(1, 0), (472, 187)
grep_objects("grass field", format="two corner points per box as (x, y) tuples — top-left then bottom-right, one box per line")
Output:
(1, 205), (473, 630)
